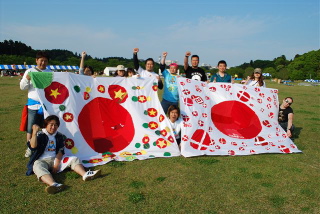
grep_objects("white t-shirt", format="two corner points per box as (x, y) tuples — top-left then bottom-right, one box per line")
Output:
(169, 118), (182, 140)
(137, 66), (159, 78)
(20, 67), (52, 109)
(246, 79), (266, 88)
(38, 129), (57, 160)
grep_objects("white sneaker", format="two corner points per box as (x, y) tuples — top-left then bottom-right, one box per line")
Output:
(83, 169), (101, 181)
(45, 183), (66, 194)
(25, 148), (32, 158)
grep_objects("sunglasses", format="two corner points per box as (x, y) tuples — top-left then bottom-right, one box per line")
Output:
(285, 100), (293, 105)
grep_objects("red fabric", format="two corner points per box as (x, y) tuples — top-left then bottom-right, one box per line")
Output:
(19, 105), (28, 131)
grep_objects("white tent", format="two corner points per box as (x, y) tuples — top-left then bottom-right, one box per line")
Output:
(104, 67), (118, 76)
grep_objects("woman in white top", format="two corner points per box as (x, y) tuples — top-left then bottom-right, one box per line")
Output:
(245, 68), (266, 87)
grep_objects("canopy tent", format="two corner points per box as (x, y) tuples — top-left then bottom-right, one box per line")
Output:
(262, 73), (271, 77)
(0, 65), (79, 70)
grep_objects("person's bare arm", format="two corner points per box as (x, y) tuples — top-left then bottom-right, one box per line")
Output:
(80, 51), (86, 69)
(287, 113), (294, 137)
(184, 51), (191, 70)
(52, 152), (63, 174)
(160, 52), (167, 72)
(29, 124), (41, 148)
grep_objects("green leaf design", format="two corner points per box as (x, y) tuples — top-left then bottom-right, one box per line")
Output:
(30, 72), (53, 89)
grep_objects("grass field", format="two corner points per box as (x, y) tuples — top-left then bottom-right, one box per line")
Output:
(0, 76), (319, 213)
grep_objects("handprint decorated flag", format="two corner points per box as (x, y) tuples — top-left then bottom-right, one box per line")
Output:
(30, 72), (180, 167)
(177, 77), (301, 157)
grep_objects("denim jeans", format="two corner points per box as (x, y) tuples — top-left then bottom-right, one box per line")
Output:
(27, 109), (44, 134)
(161, 99), (178, 115)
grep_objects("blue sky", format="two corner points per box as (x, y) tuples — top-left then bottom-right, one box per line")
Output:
(0, 0), (319, 67)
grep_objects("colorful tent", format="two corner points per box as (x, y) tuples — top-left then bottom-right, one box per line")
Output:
(0, 65), (79, 70)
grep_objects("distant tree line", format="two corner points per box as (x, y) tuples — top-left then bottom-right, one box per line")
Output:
(0, 40), (319, 80)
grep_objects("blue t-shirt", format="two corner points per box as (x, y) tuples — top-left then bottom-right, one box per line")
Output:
(162, 69), (179, 103)
(210, 73), (232, 83)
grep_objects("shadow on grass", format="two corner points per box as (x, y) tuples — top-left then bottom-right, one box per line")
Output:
(191, 156), (220, 165)
(293, 126), (303, 139)
(51, 168), (108, 183)
(109, 161), (126, 168)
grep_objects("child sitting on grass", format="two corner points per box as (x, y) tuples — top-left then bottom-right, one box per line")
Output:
(26, 115), (101, 194)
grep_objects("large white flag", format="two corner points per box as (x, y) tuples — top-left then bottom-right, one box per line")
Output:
(177, 77), (301, 157)
(31, 72), (180, 167)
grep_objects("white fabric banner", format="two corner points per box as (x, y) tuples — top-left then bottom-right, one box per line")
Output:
(177, 77), (301, 157)
(32, 72), (180, 167)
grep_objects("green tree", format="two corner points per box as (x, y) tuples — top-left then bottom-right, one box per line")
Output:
(289, 70), (305, 80)
(244, 67), (254, 78)
(277, 68), (289, 80)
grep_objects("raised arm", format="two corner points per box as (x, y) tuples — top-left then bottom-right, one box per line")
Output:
(184, 51), (191, 70)
(80, 51), (86, 69)
(29, 124), (41, 148)
(133, 48), (140, 71)
(160, 52), (167, 72)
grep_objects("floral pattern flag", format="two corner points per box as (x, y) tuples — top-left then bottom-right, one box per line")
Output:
(177, 77), (301, 157)
(30, 72), (180, 167)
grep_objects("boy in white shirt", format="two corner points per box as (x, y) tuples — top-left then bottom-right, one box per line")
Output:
(27, 115), (101, 194)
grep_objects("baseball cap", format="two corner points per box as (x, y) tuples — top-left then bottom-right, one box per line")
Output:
(117, 65), (125, 71)
(254, 68), (262, 73)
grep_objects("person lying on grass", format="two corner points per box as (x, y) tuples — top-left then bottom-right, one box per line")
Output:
(26, 115), (101, 194)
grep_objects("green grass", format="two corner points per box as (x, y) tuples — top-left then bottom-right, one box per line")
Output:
(0, 77), (319, 213)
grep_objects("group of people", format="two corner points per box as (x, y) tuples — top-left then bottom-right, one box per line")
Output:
(19, 50), (294, 194)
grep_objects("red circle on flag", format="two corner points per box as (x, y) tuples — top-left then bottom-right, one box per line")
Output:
(62, 157), (69, 163)
(65, 138), (75, 149)
(97, 85), (105, 93)
(108, 85), (128, 103)
(211, 101), (262, 139)
(78, 97), (134, 153)
(44, 81), (69, 104)
(63, 113), (74, 122)
(237, 91), (250, 102)
(190, 129), (211, 150)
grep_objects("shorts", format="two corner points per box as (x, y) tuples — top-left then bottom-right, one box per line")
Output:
(33, 157), (81, 180)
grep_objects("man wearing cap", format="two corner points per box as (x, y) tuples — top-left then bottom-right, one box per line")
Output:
(184, 51), (207, 82)
(278, 97), (294, 138)
(114, 65), (126, 77)
(159, 52), (180, 113)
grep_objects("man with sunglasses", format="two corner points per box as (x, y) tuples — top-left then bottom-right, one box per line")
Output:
(278, 97), (294, 138)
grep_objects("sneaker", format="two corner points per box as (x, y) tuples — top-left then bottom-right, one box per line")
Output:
(83, 169), (101, 181)
(45, 183), (66, 194)
(25, 148), (32, 158)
